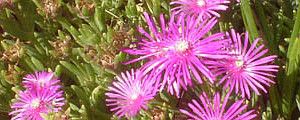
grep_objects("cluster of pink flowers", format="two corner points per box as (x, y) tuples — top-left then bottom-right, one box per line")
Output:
(10, 71), (65, 120)
(7, 0), (278, 119)
(106, 0), (279, 119)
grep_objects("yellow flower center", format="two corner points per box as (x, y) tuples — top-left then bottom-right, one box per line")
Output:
(130, 93), (139, 100)
(39, 79), (46, 87)
(174, 41), (189, 52)
(235, 59), (244, 68)
(31, 99), (40, 109)
(197, 0), (206, 7)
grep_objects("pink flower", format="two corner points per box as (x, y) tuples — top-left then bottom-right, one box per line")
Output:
(105, 69), (160, 118)
(180, 91), (256, 120)
(171, 0), (230, 20)
(123, 13), (229, 97)
(10, 87), (65, 120)
(22, 71), (61, 90)
(208, 29), (279, 98)
(10, 71), (65, 120)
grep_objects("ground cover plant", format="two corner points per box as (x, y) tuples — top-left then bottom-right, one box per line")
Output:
(0, 0), (300, 120)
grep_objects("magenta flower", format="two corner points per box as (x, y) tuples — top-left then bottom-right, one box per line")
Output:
(180, 92), (257, 120)
(123, 13), (229, 97)
(208, 29), (279, 98)
(10, 87), (65, 120)
(171, 0), (230, 20)
(105, 69), (160, 118)
(22, 71), (61, 90)
(10, 71), (65, 120)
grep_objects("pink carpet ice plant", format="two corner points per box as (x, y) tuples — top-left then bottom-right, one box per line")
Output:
(180, 91), (257, 120)
(105, 69), (159, 118)
(123, 12), (229, 97)
(208, 29), (279, 98)
(171, 0), (230, 20)
(10, 71), (65, 120)
(22, 71), (61, 91)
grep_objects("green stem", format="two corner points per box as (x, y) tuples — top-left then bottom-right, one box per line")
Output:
(254, 1), (277, 53)
(288, 6), (300, 57)
(283, 2), (300, 119)
(240, 0), (259, 42)
(253, 1), (282, 117)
